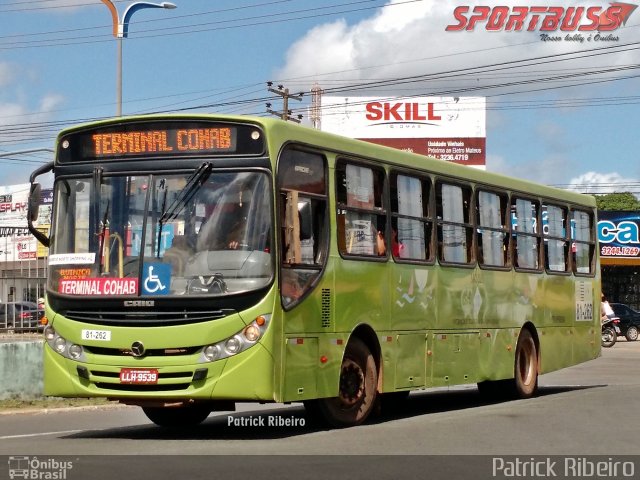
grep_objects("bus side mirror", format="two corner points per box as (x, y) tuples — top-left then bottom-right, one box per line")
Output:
(27, 161), (54, 248)
(28, 183), (42, 223)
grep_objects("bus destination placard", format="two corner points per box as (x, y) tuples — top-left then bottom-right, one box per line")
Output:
(58, 121), (265, 162)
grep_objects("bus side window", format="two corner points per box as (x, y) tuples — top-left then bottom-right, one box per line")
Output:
(543, 204), (569, 273)
(477, 190), (508, 267)
(572, 209), (594, 275)
(390, 172), (431, 261)
(337, 161), (387, 257)
(277, 147), (328, 308)
(436, 182), (473, 264)
(512, 197), (541, 270)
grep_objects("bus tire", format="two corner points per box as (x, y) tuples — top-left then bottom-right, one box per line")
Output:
(315, 338), (378, 427)
(513, 328), (538, 398)
(142, 405), (211, 428)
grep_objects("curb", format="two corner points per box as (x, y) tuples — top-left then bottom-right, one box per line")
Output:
(0, 403), (135, 416)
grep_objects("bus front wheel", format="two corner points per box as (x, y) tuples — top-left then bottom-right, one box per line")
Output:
(311, 338), (378, 428)
(142, 404), (211, 428)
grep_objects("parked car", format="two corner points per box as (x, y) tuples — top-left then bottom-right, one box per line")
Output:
(0, 302), (45, 331)
(609, 303), (640, 341)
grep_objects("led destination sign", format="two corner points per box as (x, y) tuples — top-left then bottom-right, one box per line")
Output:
(92, 127), (234, 156)
(58, 121), (265, 162)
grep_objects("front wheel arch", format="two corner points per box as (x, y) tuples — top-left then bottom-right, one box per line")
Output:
(306, 336), (379, 427)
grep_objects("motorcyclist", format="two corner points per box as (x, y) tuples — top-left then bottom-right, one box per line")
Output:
(601, 293), (616, 323)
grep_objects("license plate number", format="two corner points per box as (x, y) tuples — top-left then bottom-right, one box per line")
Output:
(119, 368), (159, 384)
(81, 329), (111, 341)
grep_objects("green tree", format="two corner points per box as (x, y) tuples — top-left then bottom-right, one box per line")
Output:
(595, 192), (640, 211)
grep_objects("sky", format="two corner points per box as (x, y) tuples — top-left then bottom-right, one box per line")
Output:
(1, 0), (640, 195)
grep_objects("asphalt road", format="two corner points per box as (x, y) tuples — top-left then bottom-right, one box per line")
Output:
(1, 340), (639, 480)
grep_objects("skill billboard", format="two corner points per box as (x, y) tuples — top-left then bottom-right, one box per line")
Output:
(321, 96), (486, 168)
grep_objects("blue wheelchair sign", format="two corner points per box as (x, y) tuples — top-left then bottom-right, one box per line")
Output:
(142, 263), (171, 295)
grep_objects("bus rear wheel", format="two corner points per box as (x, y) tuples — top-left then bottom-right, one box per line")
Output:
(513, 329), (538, 398)
(312, 338), (378, 428)
(142, 404), (211, 428)
(477, 329), (538, 400)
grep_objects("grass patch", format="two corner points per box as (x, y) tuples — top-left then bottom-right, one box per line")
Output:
(0, 397), (113, 410)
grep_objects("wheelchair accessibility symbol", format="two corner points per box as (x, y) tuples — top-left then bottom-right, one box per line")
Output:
(142, 263), (171, 295)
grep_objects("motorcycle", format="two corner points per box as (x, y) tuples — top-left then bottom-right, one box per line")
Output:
(601, 316), (621, 348)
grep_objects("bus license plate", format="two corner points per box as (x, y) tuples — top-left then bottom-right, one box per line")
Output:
(119, 368), (159, 384)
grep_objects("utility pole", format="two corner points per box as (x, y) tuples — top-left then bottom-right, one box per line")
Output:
(310, 82), (323, 130)
(266, 82), (303, 123)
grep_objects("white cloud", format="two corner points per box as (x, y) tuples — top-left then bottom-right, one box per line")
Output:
(567, 171), (640, 194)
(275, 0), (639, 188)
(40, 94), (64, 113)
(275, 1), (634, 91)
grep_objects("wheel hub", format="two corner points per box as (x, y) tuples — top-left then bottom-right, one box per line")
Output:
(338, 359), (364, 407)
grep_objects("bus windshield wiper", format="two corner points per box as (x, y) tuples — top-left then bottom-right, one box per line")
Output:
(98, 201), (110, 275)
(156, 162), (212, 256)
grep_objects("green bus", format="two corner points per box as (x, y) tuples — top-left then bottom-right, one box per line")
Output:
(27, 114), (600, 428)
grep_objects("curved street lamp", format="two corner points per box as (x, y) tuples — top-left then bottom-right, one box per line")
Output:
(100, 1), (177, 116)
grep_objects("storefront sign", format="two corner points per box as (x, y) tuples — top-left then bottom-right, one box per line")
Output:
(597, 211), (640, 258)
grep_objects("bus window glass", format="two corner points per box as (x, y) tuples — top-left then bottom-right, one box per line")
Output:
(437, 182), (472, 264)
(477, 190), (507, 267)
(543, 204), (568, 272)
(337, 162), (386, 257)
(512, 198), (540, 270)
(52, 179), (91, 257)
(48, 171), (273, 298)
(278, 147), (328, 307)
(572, 210), (594, 274)
(392, 174), (430, 260)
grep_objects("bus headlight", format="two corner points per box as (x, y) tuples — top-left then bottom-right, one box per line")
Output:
(44, 326), (56, 342)
(203, 345), (221, 362)
(45, 326), (86, 362)
(54, 337), (67, 354)
(68, 344), (84, 360)
(225, 336), (242, 355)
(198, 314), (271, 363)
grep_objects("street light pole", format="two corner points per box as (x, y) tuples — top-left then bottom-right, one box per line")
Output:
(100, 1), (177, 117)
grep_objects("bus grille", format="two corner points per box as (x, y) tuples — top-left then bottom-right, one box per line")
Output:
(62, 308), (235, 327)
(84, 346), (201, 357)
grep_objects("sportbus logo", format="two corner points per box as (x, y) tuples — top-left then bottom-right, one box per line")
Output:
(446, 2), (638, 41)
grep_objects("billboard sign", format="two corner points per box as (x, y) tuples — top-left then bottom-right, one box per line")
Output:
(0, 184), (52, 262)
(321, 96), (486, 167)
(597, 211), (640, 259)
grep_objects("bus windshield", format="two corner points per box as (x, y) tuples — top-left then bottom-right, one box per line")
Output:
(48, 170), (273, 298)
